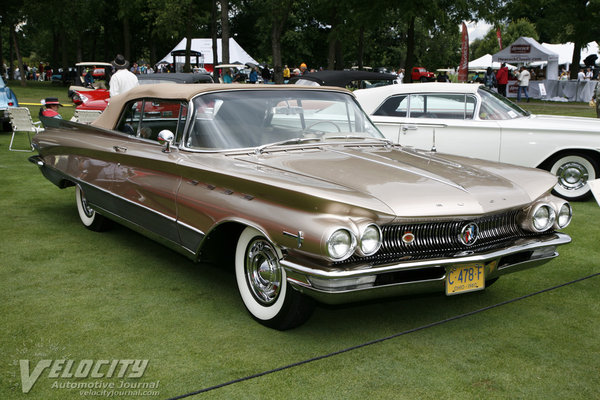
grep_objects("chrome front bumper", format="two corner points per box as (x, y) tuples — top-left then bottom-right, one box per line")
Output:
(283, 232), (571, 304)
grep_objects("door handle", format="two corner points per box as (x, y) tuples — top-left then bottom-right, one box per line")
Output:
(401, 125), (418, 132)
(113, 145), (128, 153)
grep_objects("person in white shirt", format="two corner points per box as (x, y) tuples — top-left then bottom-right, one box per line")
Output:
(109, 54), (139, 97)
(577, 69), (586, 81)
(516, 66), (531, 102)
(585, 67), (593, 80)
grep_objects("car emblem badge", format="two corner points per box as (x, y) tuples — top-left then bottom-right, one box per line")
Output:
(402, 231), (415, 244)
(459, 223), (479, 246)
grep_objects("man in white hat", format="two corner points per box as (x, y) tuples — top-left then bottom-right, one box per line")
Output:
(109, 54), (139, 97)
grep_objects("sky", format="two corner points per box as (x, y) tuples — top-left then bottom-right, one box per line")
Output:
(465, 20), (493, 43)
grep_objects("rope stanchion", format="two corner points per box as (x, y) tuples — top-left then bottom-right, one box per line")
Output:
(167, 272), (600, 399)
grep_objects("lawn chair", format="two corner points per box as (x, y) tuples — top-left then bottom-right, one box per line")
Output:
(74, 109), (102, 124)
(8, 107), (43, 152)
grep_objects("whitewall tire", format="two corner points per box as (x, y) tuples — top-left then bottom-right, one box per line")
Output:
(75, 185), (110, 231)
(549, 154), (598, 201)
(235, 227), (314, 330)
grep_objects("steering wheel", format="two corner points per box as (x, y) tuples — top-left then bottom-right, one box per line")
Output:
(307, 120), (342, 132)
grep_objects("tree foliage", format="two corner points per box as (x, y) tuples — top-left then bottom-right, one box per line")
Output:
(1, 0), (598, 80)
(470, 18), (538, 61)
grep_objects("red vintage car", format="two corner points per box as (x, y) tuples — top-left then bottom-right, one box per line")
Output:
(411, 67), (435, 82)
(70, 72), (216, 111)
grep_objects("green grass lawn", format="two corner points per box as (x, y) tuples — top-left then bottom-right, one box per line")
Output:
(1, 86), (599, 399)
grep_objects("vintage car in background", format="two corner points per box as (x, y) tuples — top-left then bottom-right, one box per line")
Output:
(411, 67), (436, 82)
(290, 70), (398, 89)
(30, 84), (571, 329)
(0, 76), (19, 131)
(355, 82), (600, 201)
(70, 72), (216, 111)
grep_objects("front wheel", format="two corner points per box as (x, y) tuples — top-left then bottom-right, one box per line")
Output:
(76, 185), (110, 231)
(547, 153), (598, 200)
(235, 227), (314, 330)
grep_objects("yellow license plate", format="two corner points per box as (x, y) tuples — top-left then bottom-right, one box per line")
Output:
(446, 263), (485, 295)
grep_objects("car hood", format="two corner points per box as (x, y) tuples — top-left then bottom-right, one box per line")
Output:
(506, 114), (600, 133)
(231, 144), (555, 217)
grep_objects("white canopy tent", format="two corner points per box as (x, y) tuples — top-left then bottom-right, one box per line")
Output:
(468, 54), (517, 70)
(540, 41), (599, 69)
(158, 38), (258, 72)
(492, 37), (559, 79)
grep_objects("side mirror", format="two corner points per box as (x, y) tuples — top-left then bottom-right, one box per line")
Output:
(157, 130), (175, 153)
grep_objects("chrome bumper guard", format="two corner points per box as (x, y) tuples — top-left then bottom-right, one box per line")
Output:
(282, 232), (571, 304)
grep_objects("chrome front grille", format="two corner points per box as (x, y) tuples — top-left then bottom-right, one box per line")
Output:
(381, 210), (525, 254)
(339, 210), (539, 266)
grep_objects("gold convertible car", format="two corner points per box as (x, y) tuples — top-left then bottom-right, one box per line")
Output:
(30, 84), (572, 329)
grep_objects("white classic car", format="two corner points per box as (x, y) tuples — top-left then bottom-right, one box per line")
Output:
(354, 83), (600, 201)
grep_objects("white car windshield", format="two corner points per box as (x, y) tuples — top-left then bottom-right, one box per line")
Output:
(186, 90), (383, 150)
(478, 87), (530, 120)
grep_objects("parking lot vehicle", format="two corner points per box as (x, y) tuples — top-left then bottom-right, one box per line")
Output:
(70, 72), (215, 111)
(411, 67), (435, 82)
(30, 84), (571, 329)
(0, 76), (19, 130)
(290, 70), (398, 89)
(355, 82), (600, 200)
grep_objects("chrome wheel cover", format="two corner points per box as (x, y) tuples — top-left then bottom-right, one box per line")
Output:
(556, 161), (589, 191)
(245, 238), (282, 306)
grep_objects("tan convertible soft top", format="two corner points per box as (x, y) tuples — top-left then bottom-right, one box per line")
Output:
(93, 83), (350, 130)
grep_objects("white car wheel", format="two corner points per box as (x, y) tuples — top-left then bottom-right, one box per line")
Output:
(75, 185), (109, 231)
(549, 154), (598, 201)
(235, 227), (314, 330)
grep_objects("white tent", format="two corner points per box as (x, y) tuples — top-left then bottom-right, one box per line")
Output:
(468, 54), (517, 70)
(541, 41), (599, 68)
(158, 38), (258, 71)
(492, 37), (559, 79)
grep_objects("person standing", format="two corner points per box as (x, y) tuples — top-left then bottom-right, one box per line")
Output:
(516, 66), (531, 102)
(249, 67), (258, 84)
(496, 63), (509, 97)
(109, 54), (139, 97)
(594, 81), (600, 118)
(484, 67), (497, 89)
(283, 65), (290, 83)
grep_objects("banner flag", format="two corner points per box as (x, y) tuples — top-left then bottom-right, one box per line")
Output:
(497, 28), (503, 50)
(458, 22), (469, 82)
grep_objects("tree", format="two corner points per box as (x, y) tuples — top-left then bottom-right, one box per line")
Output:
(221, 0), (230, 64)
(471, 18), (538, 61)
(505, 0), (600, 79)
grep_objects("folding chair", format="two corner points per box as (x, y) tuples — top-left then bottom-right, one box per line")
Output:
(8, 107), (43, 152)
(74, 109), (102, 124)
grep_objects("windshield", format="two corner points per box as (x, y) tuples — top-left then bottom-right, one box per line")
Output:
(478, 87), (530, 120)
(185, 90), (383, 150)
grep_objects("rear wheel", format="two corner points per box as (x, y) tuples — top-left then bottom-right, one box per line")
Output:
(76, 185), (110, 231)
(235, 227), (314, 330)
(547, 153), (598, 200)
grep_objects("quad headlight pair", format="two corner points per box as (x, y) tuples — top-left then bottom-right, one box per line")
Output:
(525, 201), (572, 233)
(326, 224), (382, 261)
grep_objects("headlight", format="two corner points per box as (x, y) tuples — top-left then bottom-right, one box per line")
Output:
(358, 224), (382, 256)
(326, 229), (356, 261)
(532, 204), (556, 232)
(555, 202), (572, 229)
